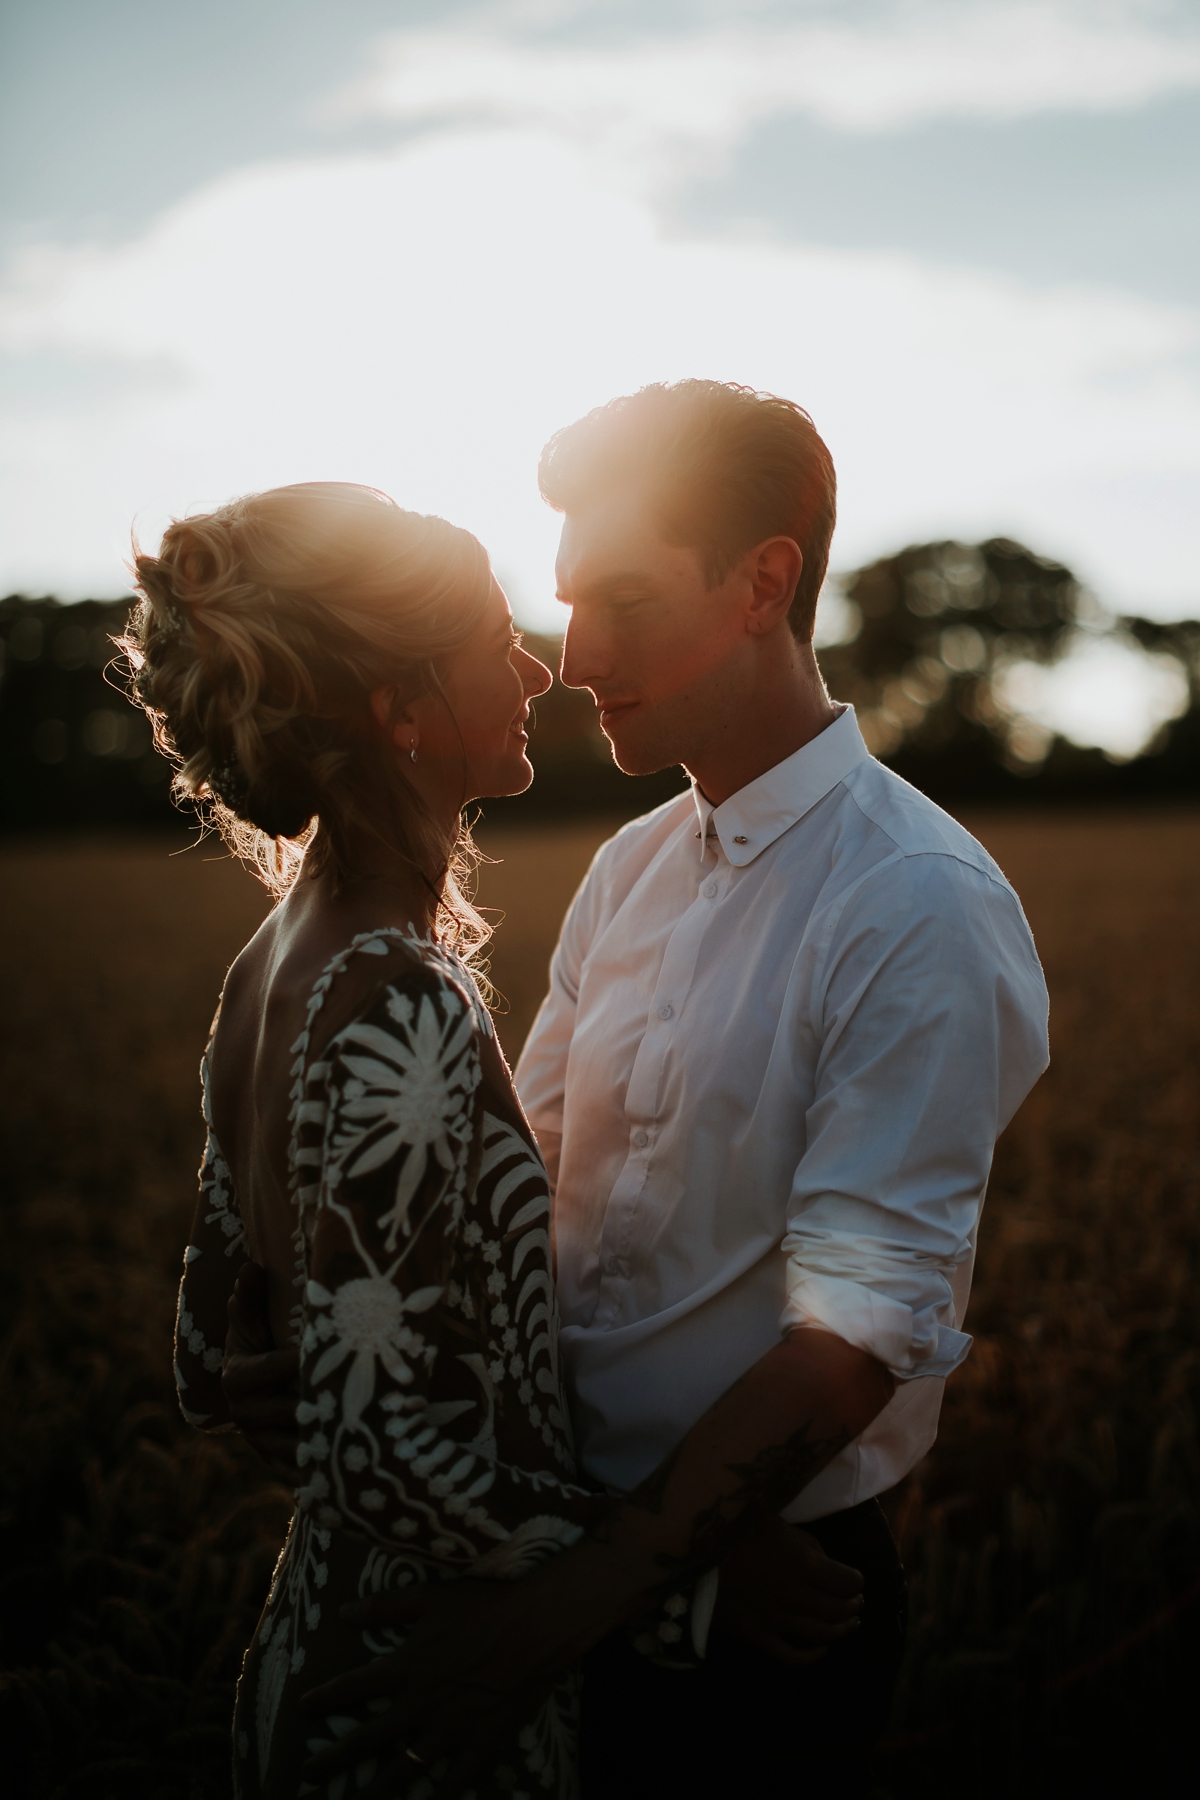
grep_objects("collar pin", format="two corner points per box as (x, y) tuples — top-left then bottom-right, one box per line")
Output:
(734, 835), (748, 844)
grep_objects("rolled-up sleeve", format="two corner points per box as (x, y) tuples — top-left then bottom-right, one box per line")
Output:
(780, 851), (1049, 1380)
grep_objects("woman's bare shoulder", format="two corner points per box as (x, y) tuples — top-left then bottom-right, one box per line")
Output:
(210, 892), (425, 1079)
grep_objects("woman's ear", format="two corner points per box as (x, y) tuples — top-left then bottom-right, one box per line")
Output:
(369, 684), (419, 754)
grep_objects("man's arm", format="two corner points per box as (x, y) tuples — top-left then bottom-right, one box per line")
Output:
(778, 854), (1048, 1386)
(592, 1327), (892, 1584)
(301, 1327), (891, 1794)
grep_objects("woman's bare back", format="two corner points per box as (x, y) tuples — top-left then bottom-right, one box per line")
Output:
(205, 881), (431, 1350)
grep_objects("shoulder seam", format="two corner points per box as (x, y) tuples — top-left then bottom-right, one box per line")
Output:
(843, 784), (1010, 891)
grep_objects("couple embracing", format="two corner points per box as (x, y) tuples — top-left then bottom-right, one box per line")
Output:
(132, 380), (1048, 1800)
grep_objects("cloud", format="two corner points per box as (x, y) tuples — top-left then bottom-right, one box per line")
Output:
(0, 124), (1196, 633)
(3, 0), (1197, 757)
(329, 0), (1200, 195)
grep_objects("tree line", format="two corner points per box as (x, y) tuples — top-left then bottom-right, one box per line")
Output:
(2, 539), (1197, 835)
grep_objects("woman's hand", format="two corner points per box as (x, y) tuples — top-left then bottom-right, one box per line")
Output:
(302, 1559), (624, 1800)
(221, 1262), (300, 1484)
(716, 1514), (864, 1664)
(300, 1515), (865, 1796)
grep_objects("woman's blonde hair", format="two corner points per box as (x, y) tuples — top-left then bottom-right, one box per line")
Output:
(120, 482), (494, 953)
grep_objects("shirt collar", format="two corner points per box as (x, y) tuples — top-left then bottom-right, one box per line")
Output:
(691, 706), (871, 866)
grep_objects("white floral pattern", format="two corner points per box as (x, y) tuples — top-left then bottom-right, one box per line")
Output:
(173, 1047), (248, 1425)
(194, 929), (607, 1800)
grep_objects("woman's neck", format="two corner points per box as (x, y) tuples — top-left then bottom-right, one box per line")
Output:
(302, 848), (441, 937)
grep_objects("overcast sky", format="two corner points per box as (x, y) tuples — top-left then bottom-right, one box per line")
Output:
(2, 0), (1198, 751)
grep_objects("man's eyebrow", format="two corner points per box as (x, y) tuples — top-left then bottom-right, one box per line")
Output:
(556, 570), (658, 603)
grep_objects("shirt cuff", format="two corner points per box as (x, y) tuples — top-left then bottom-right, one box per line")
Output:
(780, 1267), (972, 1381)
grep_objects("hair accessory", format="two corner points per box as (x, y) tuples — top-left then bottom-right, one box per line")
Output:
(209, 757), (250, 813)
(157, 598), (188, 637)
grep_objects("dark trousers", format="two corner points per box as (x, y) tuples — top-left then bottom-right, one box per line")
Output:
(579, 1498), (906, 1800)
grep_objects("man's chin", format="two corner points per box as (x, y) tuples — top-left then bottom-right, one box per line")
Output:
(603, 727), (678, 780)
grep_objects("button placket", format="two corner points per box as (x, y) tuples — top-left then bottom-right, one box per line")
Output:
(602, 870), (727, 1326)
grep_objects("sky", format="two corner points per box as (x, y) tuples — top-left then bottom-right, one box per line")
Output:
(2, 0), (1198, 755)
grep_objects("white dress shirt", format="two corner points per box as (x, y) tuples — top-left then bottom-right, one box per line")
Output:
(515, 707), (1048, 1521)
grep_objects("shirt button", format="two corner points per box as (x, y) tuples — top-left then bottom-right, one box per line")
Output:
(632, 1128), (649, 1149)
(657, 1003), (673, 1020)
(702, 880), (718, 899)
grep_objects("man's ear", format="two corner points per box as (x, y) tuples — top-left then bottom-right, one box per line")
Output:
(369, 684), (418, 750)
(744, 537), (804, 636)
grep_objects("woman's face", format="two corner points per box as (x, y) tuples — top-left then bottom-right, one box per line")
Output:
(410, 579), (553, 804)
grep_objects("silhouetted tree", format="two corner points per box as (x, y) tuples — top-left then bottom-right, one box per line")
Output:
(818, 537), (1080, 775)
(3, 554), (1197, 834)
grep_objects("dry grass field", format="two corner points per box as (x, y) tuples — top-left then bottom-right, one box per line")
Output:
(2, 811), (1199, 1797)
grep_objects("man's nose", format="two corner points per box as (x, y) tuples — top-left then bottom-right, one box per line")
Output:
(559, 613), (610, 692)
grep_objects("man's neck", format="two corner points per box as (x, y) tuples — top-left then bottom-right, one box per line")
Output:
(684, 644), (837, 807)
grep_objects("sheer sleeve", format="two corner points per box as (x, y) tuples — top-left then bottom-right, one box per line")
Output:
(174, 1053), (249, 1428)
(294, 960), (600, 1570)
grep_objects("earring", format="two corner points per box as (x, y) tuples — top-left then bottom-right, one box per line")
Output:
(410, 743), (418, 764)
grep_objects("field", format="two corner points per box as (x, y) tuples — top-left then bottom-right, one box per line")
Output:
(2, 812), (1199, 1797)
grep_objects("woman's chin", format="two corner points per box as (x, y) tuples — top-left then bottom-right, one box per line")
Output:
(466, 751), (536, 804)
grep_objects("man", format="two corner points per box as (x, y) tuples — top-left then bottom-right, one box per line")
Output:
(227, 380), (1048, 1797)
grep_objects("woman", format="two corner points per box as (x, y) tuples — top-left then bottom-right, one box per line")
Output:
(125, 483), (607, 1799)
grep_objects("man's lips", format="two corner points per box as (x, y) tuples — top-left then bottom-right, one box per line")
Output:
(598, 699), (640, 729)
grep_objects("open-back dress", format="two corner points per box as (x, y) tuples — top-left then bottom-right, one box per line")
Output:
(173, 927), (608, 1800)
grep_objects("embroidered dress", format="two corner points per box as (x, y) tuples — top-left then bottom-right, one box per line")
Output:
(174, 930), (605, 1800)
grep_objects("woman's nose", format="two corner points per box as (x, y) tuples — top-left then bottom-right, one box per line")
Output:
(523, 653), (554, 698)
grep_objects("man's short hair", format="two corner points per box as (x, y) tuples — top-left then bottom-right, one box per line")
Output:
(538, 379), (837, 639)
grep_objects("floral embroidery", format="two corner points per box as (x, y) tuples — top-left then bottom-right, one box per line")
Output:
(328, 986), (479, 1250)
(216, 930), (599, 1800)
(308, 1277), (443, 1407)
(173, 1048), (248, 1424)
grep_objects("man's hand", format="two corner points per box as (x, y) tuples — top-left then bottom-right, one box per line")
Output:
(300, 1330), (891, 1793)
(300, 1519), (866, 1793)
(221, 1261), (300, 1484)
(717, 1514), (864, 1665)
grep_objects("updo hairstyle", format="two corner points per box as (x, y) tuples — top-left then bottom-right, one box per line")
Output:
(120, 483), (494, 942)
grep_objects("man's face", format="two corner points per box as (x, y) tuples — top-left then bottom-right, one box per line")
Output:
(555, 488), (751, 777)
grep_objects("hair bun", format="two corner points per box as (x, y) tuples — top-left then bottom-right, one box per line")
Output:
(121, 482), (493, 890)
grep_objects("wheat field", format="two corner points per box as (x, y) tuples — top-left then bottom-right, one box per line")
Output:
(2, 811), (1199, 1797)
